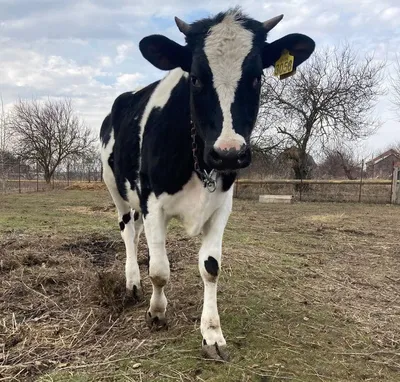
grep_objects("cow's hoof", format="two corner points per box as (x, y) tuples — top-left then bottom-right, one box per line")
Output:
(202, 342), (229, 362)
(125, 284), (144, 304)
(145, 310), (168, 330)
(132, 284), (144, 301)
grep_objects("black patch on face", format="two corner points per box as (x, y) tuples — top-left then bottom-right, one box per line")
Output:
(230, 54), (263, 147)
(204, 256), (219, 277)
(119, 221), (125, 231)
(203, 339), (207, 346)
(134, 211), (140, 221)
(122, 212), (131, 225)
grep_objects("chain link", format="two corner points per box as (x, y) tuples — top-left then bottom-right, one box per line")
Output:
(191, 123), (201, 175)
(190, 121), (217, 193)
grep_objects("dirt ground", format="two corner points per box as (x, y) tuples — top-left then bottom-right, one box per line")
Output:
(0, 190), (399, 381)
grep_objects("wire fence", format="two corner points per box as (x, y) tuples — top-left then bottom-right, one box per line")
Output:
(0, 160), (102, 194)
(1, 160), (399, 205)
(233, 178), (396, 204)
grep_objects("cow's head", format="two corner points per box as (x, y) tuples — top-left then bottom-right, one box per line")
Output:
(139, 8), (315, 171)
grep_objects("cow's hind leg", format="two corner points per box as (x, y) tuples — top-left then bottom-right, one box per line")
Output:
(198, 193), (232, 361)
(120, 209), (144, 301)
(103, 178), (143, 301)
(143, 194), (169, 329)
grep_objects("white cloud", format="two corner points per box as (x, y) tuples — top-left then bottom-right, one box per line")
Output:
(116, 73), (144, 89)
(115, 43), (135, 64)
(99, 56), (113, 67)
(380, 7), (400, 21)
(315, 13), (339, 28)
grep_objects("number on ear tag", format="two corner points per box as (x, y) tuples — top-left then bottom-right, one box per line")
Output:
(274, 50), (295, 80)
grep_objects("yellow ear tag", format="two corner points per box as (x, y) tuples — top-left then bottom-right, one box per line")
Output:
(274, 50), (295, 80)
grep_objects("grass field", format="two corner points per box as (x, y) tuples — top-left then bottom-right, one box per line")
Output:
(0, 190), (399, 381)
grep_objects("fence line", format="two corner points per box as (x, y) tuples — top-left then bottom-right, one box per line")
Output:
(2, 159), (400, 204)
(235, 179), (392, 185)
(234, 177), (397, 204)
(0, 160), (102, 194)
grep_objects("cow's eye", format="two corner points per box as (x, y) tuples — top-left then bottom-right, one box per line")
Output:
(252, 75), (262, 88)
(190, 75), (202, 88)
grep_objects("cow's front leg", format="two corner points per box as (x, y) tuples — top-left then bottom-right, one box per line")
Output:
(143, 195), (169, 329)
(199, 194), (232, 361)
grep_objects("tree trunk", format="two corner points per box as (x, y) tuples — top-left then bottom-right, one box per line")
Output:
(293, 151), (312, 192)
(44, 169), (51, 184)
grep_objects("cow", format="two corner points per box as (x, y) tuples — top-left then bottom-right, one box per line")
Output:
(100, 7), (315, 360)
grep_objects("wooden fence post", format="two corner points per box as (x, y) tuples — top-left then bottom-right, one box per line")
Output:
(358, 159), (364, 203)
(391, 164), (400, 204)
(36, 161), (39, 192)
(18, 158), (21, 194)
(235, 176), (239, 198)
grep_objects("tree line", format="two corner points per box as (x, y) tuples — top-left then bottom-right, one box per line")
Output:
(0, 42), (399, 183)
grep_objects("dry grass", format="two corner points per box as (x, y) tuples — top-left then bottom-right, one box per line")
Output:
(0, 190), (399, 381)
(64, 182), (107, 191)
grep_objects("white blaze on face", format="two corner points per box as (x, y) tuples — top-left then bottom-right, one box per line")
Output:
(204, 13), (254, 151)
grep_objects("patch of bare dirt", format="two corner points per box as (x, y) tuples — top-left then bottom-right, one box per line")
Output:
(0, 230), (200, 380)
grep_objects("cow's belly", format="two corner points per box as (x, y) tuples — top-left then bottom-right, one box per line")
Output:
(160, 173), (230, 237)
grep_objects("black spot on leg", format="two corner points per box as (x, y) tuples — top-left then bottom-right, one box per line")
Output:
(122, 212), (131, 224)
(119, 221), (125, 231)
(134, 211), (140, 221)
(203, 339), (207, 346)
(204, 256), (219, 277)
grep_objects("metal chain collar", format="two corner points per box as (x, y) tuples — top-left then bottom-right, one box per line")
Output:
(190, 121), (217, 193)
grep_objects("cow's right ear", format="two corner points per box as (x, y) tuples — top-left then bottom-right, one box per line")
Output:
(139, 35), (192, 72)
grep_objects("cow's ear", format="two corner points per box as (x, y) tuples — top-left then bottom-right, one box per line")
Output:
(139, 35), (192, 72)
(262, 33), (315, 69)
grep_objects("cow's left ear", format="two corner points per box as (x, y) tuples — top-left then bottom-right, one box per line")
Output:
(262, 33), (315, 69)
(139, 35), (192, 72)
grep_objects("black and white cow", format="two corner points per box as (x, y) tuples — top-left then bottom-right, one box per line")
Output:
(100, 8), (315, 360)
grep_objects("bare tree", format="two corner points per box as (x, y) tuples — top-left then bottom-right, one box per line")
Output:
(390, 55), (400, 120)
(256, 43), (385, 180)
(9, 98), (95, 184)
(318, 145), (361, 180)
(277, 146), (317, 180)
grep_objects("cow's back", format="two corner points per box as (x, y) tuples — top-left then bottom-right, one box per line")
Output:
(100, 82), (159, 200)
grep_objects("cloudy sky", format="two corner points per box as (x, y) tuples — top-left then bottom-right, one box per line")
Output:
(1, 0), (399, 157)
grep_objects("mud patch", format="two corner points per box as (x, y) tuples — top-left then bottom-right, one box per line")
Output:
(59, 233), (123, 267)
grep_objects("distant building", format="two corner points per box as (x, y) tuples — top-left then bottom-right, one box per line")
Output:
(366, 149), (400, 178)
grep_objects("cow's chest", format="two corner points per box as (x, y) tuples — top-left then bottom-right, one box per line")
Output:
(159, 173), (229, 237)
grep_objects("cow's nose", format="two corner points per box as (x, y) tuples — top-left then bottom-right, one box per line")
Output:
(207, 145), (251, 170)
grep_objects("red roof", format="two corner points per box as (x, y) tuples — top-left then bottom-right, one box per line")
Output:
(366, 149), (400, 166)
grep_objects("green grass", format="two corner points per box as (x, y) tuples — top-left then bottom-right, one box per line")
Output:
(1, 190), (399, 381)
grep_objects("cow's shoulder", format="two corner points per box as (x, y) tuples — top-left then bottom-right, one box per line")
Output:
(111, 81), (160, 139)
